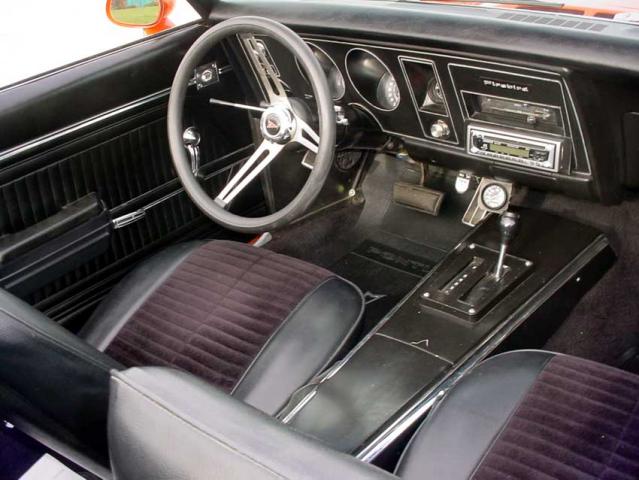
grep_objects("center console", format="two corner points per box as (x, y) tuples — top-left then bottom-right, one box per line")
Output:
(278, 208), (614, 462)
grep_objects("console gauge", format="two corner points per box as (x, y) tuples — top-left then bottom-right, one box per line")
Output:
(377, 72), (400, 110)
(422, 78), (444, 110)
(481, 183), (508, 211)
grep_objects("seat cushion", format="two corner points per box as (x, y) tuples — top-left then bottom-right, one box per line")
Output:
(396, 350), (639, 480)
(80, 240), (364, 414)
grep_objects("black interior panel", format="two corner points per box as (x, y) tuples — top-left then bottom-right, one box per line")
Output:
(209, 0), (639, 205)
(0, 24), (206, 152)
(0, 23), (259, 326)
(0, 194), (111, 298)
(283, 207), (614, 456)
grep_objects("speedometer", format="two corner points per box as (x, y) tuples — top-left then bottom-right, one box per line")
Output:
(376, 72), (400, 110)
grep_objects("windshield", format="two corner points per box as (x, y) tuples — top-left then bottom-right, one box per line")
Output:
(418, 0), (639, 24)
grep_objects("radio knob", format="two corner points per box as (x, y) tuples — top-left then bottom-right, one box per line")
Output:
(430, 120), (450, 139)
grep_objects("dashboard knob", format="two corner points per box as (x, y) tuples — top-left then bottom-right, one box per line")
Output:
(430, 120), (450, 139)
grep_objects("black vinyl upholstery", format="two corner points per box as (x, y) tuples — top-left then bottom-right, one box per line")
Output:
(396, 350), (639, 480)
(0, 240), (364, 466)
(231, 276), (364, 414)
(0, 289), (122, 466)
(396, 350), (555, 479)
(106, 351), (639, 480)
(109, 367), (394, 480)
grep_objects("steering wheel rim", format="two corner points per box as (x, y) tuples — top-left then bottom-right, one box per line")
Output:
(167, 16), (336, 233)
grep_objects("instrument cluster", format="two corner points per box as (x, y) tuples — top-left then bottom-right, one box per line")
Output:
(244, 35), (591, 199)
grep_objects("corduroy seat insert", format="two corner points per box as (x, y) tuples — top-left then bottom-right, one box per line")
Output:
(473, 355), (639, 480)
(106, 241), (333, 392)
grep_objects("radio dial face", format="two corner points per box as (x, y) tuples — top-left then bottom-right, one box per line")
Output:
(467, 126), (562, 173)
(481, 183), (508, 211)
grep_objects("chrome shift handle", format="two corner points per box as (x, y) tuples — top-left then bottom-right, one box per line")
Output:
(183, 127), (201, 176)
(494, 211), (519, 280)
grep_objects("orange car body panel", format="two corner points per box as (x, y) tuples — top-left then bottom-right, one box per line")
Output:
(105, 0), (176, 34)
(421, 0), (639, 18)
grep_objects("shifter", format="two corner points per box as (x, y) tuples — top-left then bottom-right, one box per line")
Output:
(420, 210), (531, 320)
(493, 211), (520, 280)
(182, 127), (201, 176)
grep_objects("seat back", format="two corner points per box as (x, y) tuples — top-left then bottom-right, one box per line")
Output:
(0, 288), (121, 468)
(108, 366), (395, 480)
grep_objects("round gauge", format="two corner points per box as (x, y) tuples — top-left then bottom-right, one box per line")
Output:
(297, 44), (345, 100)
(427, 78), (444, 105)
(376, 72), (401, 110)
(421, 78), (445, 114)
(346, 49), (399, 111)
(481, 183), (508, 211)
(327, 66), (346, 101)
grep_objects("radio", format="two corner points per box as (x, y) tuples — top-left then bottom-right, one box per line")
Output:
(467, 125), (564, 173)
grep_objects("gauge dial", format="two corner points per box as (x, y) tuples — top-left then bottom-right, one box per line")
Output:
(481, 183), (508, 211)
(326, 65), (346, 101)
(427, 78), (444, 104)
(421, 78), (446, 114)
(376, 72), (401, 110)
(297, 44), (345, 100)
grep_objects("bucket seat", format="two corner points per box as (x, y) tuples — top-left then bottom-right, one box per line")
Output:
(0, 240), (363, 466)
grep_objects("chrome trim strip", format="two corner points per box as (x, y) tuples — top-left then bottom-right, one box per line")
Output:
(280, 390), (318, 423)
(355, 234), (610, 462)
(111, 144), (253, 228)
(374, 333), (454, 365)
(562, 78), (592, 174)
(0, 88), (171, 165)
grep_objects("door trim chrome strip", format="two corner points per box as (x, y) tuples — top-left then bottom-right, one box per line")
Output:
(111, 145), (253, 229)
(0, 88), (171, 165)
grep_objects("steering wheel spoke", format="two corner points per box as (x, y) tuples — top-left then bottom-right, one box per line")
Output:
(168, 17), (335, 232)
(215, 140), (284, 208)
(240, 33), (290, 106)
(293, 118), (320, 154)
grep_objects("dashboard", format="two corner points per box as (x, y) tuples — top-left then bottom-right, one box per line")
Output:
(211, 0), (639, 204)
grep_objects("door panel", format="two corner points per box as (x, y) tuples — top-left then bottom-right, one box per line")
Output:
(0, 23), (259, 329)
(0, 24), (206, 152)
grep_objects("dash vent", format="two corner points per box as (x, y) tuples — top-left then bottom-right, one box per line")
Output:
(498, 12), (608, 32)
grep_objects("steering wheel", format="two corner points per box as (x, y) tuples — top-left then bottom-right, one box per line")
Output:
(167, 16), (336, 233)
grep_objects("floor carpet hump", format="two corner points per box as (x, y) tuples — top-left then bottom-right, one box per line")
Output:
(106, 241), (333, 391)
(474, 355), (639, 480)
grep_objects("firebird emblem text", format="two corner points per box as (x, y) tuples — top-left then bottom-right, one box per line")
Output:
(483, 79), (530, 93)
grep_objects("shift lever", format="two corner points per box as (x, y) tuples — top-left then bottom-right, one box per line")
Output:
(182, 127), (201, 176)
(493, 211), (519, 280)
